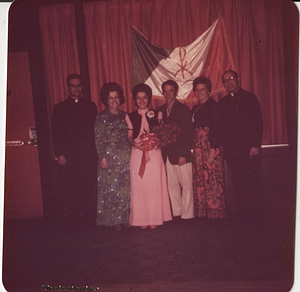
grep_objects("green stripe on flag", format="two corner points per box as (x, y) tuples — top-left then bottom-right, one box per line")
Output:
(130, 26), (173, 90)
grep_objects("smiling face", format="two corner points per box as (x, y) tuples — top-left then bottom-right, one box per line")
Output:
(194, 83), (210, 103)
(222, 71), (240, 94)
(135, 91), (149, 110)
(107, 91), (120, 112)
(67, 78), (82, 99)
(162, 84), (178, 106)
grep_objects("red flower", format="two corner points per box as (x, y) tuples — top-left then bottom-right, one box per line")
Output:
(152, 122), (181, 147)
(139, 132), (160, 150)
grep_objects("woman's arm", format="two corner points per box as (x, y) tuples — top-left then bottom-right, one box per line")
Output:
(125, 114), (145, 151)
(95, 114), (108, 168)
(127, 129), (145, 151)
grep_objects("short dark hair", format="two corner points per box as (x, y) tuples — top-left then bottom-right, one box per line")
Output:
(221, 70), (239, 82)
(132, 83), (152, 106)
(66, 74), (82, 86)
(161, 80), (179, 93)
(193, 76), (212, 93)
(100, 82), (125, 107)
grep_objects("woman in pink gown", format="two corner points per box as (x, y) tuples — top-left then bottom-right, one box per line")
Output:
(125, 83), (172, 229)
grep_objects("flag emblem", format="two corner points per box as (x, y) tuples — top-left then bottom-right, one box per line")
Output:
(131, 17), (235, 100)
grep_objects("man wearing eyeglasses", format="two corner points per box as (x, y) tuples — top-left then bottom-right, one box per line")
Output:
(219, 70), (263, 219)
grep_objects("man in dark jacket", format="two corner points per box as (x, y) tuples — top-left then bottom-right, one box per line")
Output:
(52, 74), (98, 226)
(219, 70), (263, 217)
(158, 80), (194, 220)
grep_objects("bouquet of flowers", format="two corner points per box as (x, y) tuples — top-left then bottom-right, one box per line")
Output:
(152, 122), (181, 147)
(138, 131), (159, 178)
(138, 121), (181, 178)
(139, 131), (160, 151)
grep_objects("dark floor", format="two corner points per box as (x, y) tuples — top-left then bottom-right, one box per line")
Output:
(2, 194), (295, 292)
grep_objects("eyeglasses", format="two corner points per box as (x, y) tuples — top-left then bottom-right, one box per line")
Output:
(222, 76), (236, 84)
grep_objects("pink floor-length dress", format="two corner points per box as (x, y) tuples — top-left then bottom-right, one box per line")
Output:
(126, 108), (172, 226)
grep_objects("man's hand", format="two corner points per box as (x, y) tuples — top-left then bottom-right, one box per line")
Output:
(57, 155), (67, 166)
(178, 157), (186, 166)
(249, 147), (259, 159)
(101, 158), (108, 169)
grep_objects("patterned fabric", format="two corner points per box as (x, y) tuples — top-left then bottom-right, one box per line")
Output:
(192, 127), (226, 218)
(95, 109), (131, 226)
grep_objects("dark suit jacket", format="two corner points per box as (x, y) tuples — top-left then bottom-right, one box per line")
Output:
(51, 96), (98, 167)
(157, 100), (193, 165)
(218, 88), (263, 159)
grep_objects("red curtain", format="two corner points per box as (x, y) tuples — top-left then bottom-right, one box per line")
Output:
(39, 4), (81, 111)
(39, 0), (297, 145)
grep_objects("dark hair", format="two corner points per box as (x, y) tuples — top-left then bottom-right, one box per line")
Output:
(132, 83), (152, 106)
(221, 70), (239, 82)
(66, 74), (82, 86)
(100, 82), (125, 107)
(161, 80), (179, 93)
(193, 76), (212, 93)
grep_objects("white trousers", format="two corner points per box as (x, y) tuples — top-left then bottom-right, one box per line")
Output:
(165, 157), (194, 219)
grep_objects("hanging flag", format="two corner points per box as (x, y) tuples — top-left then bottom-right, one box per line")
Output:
(131, 17), (235, 100)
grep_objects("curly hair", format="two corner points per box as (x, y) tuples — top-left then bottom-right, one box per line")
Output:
(132, 83), (152, 106)
(100, 82), (125, 107)
(192, 76), (212, 93)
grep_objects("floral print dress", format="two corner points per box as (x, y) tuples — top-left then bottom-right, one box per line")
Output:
(94, 109), (131, 226)
(191, 99), (227, 218)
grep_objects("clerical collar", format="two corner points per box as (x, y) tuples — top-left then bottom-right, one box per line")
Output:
(68, 97), (80, 103)
(230, 88), (241, 97)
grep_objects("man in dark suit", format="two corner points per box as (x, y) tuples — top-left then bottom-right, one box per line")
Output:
(157, 80), (194, 219)
(219, 70), (263, 217)
(52, 74), (98, 226)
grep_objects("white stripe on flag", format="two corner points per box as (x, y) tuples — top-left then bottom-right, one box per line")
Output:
(145, 18), (220, 99)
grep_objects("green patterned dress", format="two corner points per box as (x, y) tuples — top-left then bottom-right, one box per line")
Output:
(95, 109), (131, 226)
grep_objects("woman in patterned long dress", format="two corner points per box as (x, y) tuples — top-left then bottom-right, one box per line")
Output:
(95, 82), (131, 230)
(191, 76), (226, 218)
(125, 83), (172, 229)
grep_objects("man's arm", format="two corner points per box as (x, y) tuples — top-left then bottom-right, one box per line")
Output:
(249, 93), (263, 157)
(51, 104), (67, 163)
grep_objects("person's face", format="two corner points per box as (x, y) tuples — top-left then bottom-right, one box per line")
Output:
(107, 91), (120, 111)
(67, 78), (82, 99)
(163, 84), (178, 105)
(194, 83), (210, 103)
(135, 92), (149, 109)
(222, 72), (239, 94)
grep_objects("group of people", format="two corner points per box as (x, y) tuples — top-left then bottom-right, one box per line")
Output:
(51, 70), (263, 230)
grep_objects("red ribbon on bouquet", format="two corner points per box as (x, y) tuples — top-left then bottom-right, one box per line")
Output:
(138, 132), (160, 178)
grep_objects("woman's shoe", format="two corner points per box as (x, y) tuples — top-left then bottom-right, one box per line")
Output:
(150, 225), (157, 229)
(141, 226), (148, 229)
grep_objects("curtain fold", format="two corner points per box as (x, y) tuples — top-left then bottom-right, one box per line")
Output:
(39, 0), (294, 145)
(39, 4), (80, 111)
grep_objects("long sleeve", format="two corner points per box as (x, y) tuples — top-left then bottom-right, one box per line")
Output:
(219, 88), (263, 156)
(51, 104), (66, 157)
(192, 99), (221, 149)
(207, 104), (220, 149)
(249, 95), (263, 148)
